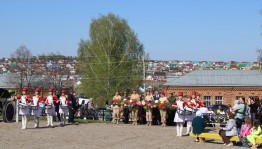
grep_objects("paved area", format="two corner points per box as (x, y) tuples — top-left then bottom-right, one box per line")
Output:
(0, 121), (242, 149)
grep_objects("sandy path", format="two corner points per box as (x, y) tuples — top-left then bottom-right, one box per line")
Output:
(0, 121), (241, 149)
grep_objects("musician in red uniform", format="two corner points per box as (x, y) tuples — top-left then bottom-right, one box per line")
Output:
(44, 88), (58, 127)
(16, 87), (31, 129)
(58, 89), (70, 127)
(196, 93), (205, 108)
(173, 92), (185, 137)
(31, 88), (43, 128)
(184, 96), (197, 135)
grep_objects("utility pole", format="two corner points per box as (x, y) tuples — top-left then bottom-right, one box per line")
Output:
(143, 52), (146, 91)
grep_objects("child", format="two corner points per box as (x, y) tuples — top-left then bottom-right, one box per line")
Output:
(239, 117), (252, 148)
(247, 120), (262, 149)
(58, 90), (69, 127)
(192, 111), (206, 142)
(17, 87), (31, 129)
(31, 88), (42, 128)
(231, 100), (239, 114)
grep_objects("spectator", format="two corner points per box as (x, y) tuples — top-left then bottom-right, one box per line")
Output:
(68, 89), (76, 123)
(239, 117), (252, 148)
(192, 111), (206, 142)
(248, 97), (259, 125)
(104, 100), (112, 121)
(232, 97), (246, 135)
(218, 111), (237, 147)
(247, 120), (262, 149)
(258, 99), (262, 124)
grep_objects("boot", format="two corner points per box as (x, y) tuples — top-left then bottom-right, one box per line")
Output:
(47, 115), (50, 126)
(50, 116), (54, 127)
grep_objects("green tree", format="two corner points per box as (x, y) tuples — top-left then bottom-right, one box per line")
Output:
(77, 13), (144, 106)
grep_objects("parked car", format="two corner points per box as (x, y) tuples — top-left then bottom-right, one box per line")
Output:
(208, 104), (229, 114)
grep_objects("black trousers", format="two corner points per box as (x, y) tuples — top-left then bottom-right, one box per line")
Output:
(152, 108), (160, 125)
(68, 106), (75, 123)
(55, 107), (61, 122)
(166, 109), (176, 126)
(235, 118), (243, 134)
(123, 107), (129, 124)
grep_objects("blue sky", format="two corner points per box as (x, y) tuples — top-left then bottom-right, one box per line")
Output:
(0, 0), (261, 61)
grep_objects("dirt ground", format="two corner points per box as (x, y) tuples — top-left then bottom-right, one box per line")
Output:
(0, 121), (242, 149)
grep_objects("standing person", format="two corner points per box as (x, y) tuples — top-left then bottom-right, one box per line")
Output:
(138, 94), (145, 124)
(16, 87), (31, 129)
(173, 92), (185, 137)
(31, 88), (42, 128)
(248, 97), (259, 125)
(167, 93), (176, 126)
(44, 88), (58, 127)
(232, 97), (246, 135)
(145, 90), (154, 126)
(153, 90), (161, 125)
(184, 97), (196, 135)
(130, 88), (140, 125)
(112, 90), (121, 124)
(196, 93), (204, 108)
(159, 91), (168, 127)
(122, 91), (130, 124)
(218, 112), (237, 147)
(58, 90), (69, 127)
(68, 89), (77, 124)
(53, 90), (61, 122)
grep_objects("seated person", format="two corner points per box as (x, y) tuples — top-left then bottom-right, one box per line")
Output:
(218, 111), (237, 147)
(247, 120), (262, 149)
(192, 111), (206, 142)
(239, 117), (252, 148)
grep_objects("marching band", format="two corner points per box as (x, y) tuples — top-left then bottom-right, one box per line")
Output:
(15, 87), (206, 134)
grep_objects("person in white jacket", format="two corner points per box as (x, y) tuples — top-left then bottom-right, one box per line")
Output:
(31, 88), (42, 128)
(16, 87), (31, 129)
(58, 89), (69, 127)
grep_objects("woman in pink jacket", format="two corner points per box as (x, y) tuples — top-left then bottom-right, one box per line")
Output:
(239, 117), (252, 148)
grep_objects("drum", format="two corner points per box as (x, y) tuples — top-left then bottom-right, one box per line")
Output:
(39, 103), (45, 108)
(31, 106), (38, 110)
(45, 106), (52, 109)
(177, 110), (185, 115)
(19, 103), (27, 109)
(60, 105), (68, 109)
(192, 109), (198, 113)
(185, 110), (192, 115)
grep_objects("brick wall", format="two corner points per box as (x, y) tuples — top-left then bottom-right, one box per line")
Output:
(162, 86), (262, 106)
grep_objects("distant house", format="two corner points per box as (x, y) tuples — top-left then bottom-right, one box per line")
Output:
(153, 71), (166, 80)
(162, 70), (262, 106)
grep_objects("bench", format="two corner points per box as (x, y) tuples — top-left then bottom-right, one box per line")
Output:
(189, 132), (262, 144)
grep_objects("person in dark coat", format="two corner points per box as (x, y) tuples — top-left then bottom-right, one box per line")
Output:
(192, 111), (206, 142)
(68, 89), (76, 123)
(138, 94), (146, 124)
(122, 92), (130, 124)
(53, 90), (61, 122)
(153, 90), (161, 125)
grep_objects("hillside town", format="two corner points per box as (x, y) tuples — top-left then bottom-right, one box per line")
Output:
(0, 57), (260, 91)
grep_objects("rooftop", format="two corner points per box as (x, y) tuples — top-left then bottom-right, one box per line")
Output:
(163, 70), (262, 87)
